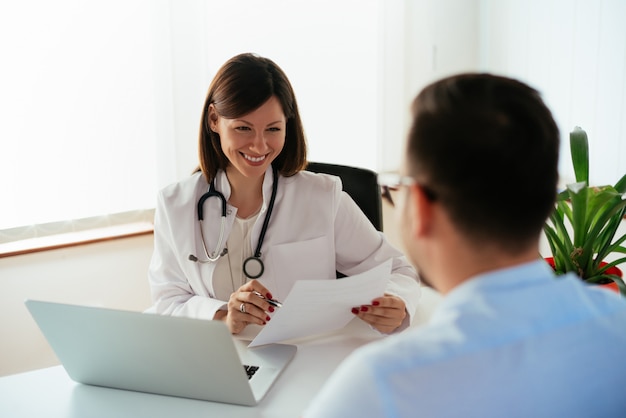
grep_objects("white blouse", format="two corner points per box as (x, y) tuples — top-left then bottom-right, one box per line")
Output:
(212, 212), (260, 302)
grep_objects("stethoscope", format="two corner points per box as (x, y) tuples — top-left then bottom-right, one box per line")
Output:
(188, 166), (278, 279)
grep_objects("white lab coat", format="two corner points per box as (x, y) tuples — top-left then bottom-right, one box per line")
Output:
(147, 166), (421, 329)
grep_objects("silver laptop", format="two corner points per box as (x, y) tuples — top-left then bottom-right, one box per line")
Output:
(24, 299), (297, 406)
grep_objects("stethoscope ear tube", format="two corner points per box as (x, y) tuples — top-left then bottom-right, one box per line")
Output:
(197, 188), (227, 220)
(190, 181), (228, 262)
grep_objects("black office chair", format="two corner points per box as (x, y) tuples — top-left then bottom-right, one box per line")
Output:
(305, 162), (383, 232)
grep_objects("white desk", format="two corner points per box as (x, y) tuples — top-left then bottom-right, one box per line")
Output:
(0, 288), (441, 418)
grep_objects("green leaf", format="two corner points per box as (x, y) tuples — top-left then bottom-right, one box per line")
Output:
(587, 189), (621, 249)
(614, 173), (626, 193)
(555, 189), (570, 202)
(587, 187), (618, 227)
(580, 198), (626, 277)
(570, 127), (589, 184)
(595, 208), (626, 262)
(614, 277), (626, 297)
(544, 211), (576, 273)
(597, 256), (626, 273)
(567, 182), (588, 248)
(556, 197), (574, 228)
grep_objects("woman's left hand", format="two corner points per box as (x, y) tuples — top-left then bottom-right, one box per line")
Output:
(351, 293), (407, 334)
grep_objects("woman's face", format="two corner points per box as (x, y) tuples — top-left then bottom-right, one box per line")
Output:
(209, 96), (286, 180)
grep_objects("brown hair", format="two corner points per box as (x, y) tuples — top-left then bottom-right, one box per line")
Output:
(406, 73), (560, 252)
(198, 53), (307, 181)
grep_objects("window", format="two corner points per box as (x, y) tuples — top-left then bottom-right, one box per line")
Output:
(0, 0), (169, 237)
(1, 0), (383, 244)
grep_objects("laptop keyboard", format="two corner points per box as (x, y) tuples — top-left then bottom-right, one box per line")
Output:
(243, 365), (259, 380)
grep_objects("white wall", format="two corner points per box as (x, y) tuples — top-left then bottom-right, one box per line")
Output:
(163, 0), (482, 175)
(0, 235), (153, 376)
(478, 0), (626, 187)
(381, 0), (480, 170)
(165, 0), (382, 174)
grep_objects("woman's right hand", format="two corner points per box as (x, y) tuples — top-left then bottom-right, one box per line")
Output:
(216, 280), (276, 334)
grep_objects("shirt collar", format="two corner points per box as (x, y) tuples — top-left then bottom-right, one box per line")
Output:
(429, 259), (557, 324)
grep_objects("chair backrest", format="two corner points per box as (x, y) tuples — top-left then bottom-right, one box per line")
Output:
(305, 162), (383, 231)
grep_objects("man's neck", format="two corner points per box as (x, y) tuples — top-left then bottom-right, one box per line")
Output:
(432, 243), (541, 295)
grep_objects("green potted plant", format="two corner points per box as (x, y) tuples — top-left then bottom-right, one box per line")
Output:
(543, 126), (626, 296)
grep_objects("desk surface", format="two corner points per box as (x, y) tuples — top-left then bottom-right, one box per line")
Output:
(0, 288), (441, 418)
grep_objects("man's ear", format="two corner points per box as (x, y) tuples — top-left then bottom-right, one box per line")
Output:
(208, 104), (219, 132)
(407, 183), (434, 239)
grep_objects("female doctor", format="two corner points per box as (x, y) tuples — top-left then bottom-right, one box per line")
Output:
(148, 53), (421, 335)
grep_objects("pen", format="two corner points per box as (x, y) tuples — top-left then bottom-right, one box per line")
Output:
(252, 291), (283, 308)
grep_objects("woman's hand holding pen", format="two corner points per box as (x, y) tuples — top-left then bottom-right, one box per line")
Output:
(221, 280), (278, 334)
(351, 293), (407, 334)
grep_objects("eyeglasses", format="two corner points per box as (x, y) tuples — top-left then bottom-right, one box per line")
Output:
(377, 172), (437, 207)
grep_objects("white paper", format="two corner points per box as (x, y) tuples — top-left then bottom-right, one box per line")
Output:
(248, 260), (391, 347)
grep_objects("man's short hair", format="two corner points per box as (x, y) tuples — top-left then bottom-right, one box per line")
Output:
(406, 73), (560, 252)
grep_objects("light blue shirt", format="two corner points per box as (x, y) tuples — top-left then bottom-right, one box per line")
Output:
(304, 260), (626, 418)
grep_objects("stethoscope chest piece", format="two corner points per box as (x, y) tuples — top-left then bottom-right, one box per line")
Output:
(243, 256), (264, 279)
